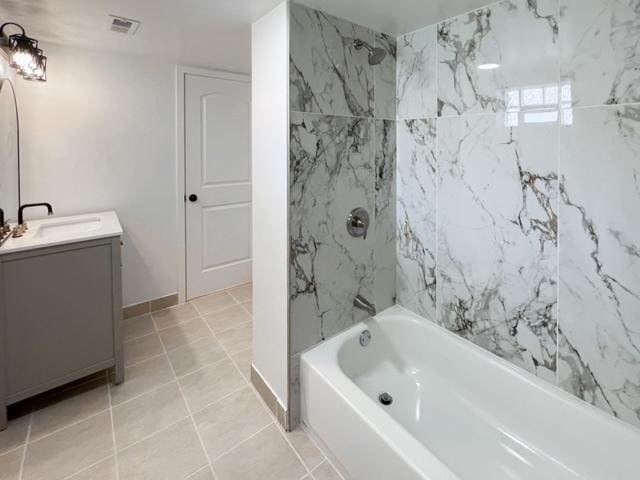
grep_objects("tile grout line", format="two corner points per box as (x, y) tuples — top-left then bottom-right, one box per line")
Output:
(59, 454), (114, 480)
(22, 408), (111, 449)
(298, 424), (345, 480)
(208, 421), (275, 463)
(200, 293), (324, 478)
(191, 298), (250, 389)
(17, 407), (33, 480)
(192, 290), (313, 476)
(190, 293), (274, 476)
(152, 303), (222, 480)
(185, 465), (214, 480)
(7, 288), (252, 480)
(21, 359), (248, 453)
(106, 379), (121, 480)
(275, 425), (314, 478)
(114, 415), (190, 455)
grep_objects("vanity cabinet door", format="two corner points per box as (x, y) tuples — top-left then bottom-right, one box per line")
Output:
(3, 241), (115, 397)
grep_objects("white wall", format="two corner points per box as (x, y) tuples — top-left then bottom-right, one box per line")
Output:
(251, 2), (289, 407)
(16, 44), (178, 306)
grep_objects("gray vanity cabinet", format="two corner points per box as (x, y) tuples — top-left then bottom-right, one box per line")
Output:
(0, 236), (124, 429)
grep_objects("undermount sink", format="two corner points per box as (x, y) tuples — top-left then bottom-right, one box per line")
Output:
(35, 217), (102, 239)
(0, 212), (122, 255)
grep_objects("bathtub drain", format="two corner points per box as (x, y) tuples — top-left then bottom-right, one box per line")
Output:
(379, 392), (393, 406)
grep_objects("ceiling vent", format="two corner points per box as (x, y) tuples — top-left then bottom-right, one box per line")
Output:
(106, 15), (141, 36)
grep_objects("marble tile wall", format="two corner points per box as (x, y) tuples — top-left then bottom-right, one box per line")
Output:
(289, 3), (397, 356)
(288, 2), (398, 423)
(396, 0), (640, 429)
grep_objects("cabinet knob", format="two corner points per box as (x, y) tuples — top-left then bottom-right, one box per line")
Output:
(188, 194), (198, 203)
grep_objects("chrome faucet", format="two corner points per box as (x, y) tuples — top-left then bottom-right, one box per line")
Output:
(353, 295), (376, 316)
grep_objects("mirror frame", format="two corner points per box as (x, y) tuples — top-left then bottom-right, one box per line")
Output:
(0, 76), (21, 223)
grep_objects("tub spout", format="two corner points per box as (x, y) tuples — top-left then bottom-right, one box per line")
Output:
(354, 295), (376, 316)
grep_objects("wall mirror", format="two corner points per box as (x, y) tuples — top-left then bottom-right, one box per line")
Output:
(0, 76), (20, 227)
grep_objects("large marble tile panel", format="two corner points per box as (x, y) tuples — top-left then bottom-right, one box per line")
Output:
(560, 0), (640, 107)
(373, 32), (397, 119)
(289, 112), (376, 354)
(290, 3), (374, 117)
(558, 105), (640, 427)
(437, 114), (558, 381)
(397, 25), (437, 119)
(396, 118), (438, 319)
(373, 119), (397, 310)
(437, 0), (559, 116)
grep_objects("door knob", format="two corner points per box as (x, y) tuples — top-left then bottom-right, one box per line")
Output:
(188, 194), (198, 202)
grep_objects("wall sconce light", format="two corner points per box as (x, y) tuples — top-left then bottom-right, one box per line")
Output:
(0, 22), (47, 82)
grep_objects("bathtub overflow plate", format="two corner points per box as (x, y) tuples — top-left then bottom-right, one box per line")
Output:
(379, 392), (393, 406)
(359, 330), (371, 347)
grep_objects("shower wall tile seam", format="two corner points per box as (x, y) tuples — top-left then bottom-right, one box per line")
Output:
(397, 0), (509, 39)
(288, 108), (396, 121)
(395, 0), (640, 428)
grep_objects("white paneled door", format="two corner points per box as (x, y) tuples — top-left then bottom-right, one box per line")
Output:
(185, 73), (251, 300)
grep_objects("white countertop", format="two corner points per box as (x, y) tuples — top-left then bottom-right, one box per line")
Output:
(0, 211), (123, 255)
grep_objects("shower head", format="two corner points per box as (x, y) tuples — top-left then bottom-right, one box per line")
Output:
(353, 39), (386, 66)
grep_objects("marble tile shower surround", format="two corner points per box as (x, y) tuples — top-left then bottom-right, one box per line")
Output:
(395, 0), (640, 429)
(289, 3), (397, 359)
(289, 2), (397, 119)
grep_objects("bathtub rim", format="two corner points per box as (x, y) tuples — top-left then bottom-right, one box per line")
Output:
(307, 305), (640, 438)
(301, 304), (640, 480)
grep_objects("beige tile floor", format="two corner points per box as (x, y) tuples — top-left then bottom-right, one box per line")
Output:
(0, 283), (344, 480)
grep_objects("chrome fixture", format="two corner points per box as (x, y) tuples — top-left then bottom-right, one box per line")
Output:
(359, 329), (371, 347)
(353, 39), (386, 66)
(0, 22), (47, 81)
(354, 295), (376, 317)
(347, 207), (369, 239)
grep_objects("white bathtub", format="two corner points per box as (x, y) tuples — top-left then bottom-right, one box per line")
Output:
(300, 305), (640, 480)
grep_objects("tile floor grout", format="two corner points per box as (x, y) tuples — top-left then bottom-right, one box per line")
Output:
(16, 410), (32, 480)
(150, 303), (220, 480)
(189, 292), (248, 480)
(189, 290), (321, 480)
(2, 283), (341, 480)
